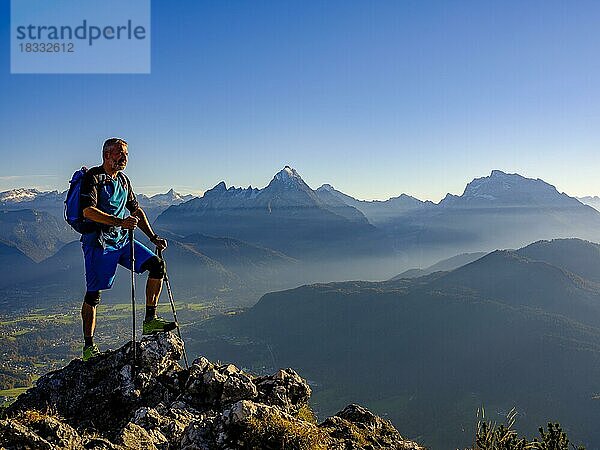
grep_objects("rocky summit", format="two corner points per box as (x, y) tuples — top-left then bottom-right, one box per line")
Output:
(0, 333), (423, 449)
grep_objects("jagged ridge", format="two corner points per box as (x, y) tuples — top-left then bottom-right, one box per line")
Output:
(1, 333), (423, 450)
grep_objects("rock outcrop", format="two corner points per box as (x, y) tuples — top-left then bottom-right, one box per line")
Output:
(1, 333), (423, 449)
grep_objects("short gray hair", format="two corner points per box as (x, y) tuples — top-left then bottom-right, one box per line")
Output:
(102, 138), (128, 157)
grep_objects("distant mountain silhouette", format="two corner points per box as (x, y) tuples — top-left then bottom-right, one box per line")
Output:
(310, 184), (372, 223)
(316, 184), (431, 224)
(137, 189), (196, 222)
(390, 252), (487, 280)
(217, 169), (600, 267)
(4, 169), (600, 282)
(0, 209), (76, 261)
(438, 170), (582, 208)
(0, 231), (303, 308)
(381, 170), (600, 255)
(428, 248), (600, 326)
(137, 188), (194, 207)
(316, 170), (586, 226)
(517, 238), (600, 282)
(155, 166), (390, 260)
(176, 233), (300, 284)
(577, 195), (600, 212)
(0, 189), (65, 219)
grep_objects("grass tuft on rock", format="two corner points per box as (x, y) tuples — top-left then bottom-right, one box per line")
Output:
(236, 410), (330, 450)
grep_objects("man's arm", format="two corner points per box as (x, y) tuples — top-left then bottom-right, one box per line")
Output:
(131, 207), (153, 238)
(131, 207), (167, 250)
(82, 206), (138, 229)
(122, 173), (166, 250)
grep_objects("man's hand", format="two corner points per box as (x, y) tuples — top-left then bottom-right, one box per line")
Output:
(151, 235), (168, 251)
(121, 216), (139, 230)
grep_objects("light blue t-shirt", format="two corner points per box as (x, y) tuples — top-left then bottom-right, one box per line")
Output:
(80, 167), (137, 251)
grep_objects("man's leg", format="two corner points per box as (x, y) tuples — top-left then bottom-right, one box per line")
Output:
(81, 291), (101, 359)
(82, 243), (119, 357)
(145, 277), (163, 320)
(122, 240), (175, 333)
(138, 254), (176, 333)
(81, 302), (96, 341)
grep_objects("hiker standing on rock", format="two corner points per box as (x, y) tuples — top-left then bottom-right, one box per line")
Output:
(78, 138), (176, 361)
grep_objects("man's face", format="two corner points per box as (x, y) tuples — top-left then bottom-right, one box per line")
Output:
(105, 144), (128, 172)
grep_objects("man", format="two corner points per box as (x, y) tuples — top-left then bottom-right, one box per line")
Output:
(79, 137), (176, 361)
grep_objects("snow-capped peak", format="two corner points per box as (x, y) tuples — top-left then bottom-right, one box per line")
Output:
(463, 170), (535, 198)
(137, 189), (195, 207)
(150, 189), (177, 200)
(267, 166), (312, 191)
(0, 188), (42, 203)
(317, 184), (335, 192)
(274, 166), (302, 182)
(438, 169), (578, 208)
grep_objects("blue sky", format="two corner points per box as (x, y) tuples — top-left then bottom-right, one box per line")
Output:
(1, 0), (599, 201)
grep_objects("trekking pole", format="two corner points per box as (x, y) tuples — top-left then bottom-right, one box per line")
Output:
(129, 229), (137, 375)
(157, 247), (190, 369)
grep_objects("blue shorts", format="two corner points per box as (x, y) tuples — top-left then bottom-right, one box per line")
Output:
(82, 239), (156, 292)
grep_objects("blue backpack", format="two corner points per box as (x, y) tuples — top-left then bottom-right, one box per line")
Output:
(64, 167), (97, 234)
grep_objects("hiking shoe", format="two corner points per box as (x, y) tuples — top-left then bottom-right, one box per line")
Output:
(82, 344), (101, 362)
(143, 316), (177, 335)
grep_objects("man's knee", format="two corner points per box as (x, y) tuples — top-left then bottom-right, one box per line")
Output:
(84, 290), (101, 307)
(141, 256), (166, 279)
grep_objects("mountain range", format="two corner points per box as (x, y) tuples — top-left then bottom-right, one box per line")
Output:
(155, 167), (600, 274)
(0, 186), (194, 261)
(375, 170), (600, 262)
(0, 230), (302, 309)
(316, 184), (432, 224)
(0, 209), (75, 262)
(3, 167), (600, 292)
(0, 186), (194, 224)
(155, 166), (390, 262)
